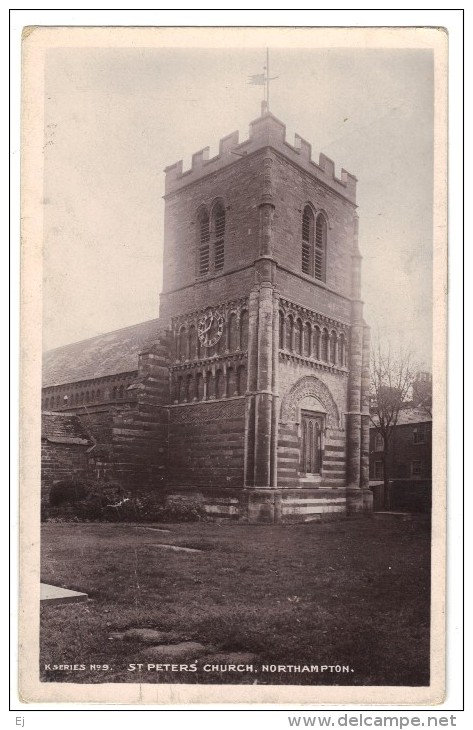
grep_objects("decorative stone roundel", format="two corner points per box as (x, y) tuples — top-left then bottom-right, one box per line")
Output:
(280, 375), (340, 428)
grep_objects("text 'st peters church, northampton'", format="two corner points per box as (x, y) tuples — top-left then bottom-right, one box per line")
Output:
(42, 103), (373, 523)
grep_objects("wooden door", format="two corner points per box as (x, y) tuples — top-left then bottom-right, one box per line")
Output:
(301, 411), (324, 474)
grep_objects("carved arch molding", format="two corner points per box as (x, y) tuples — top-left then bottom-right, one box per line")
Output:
(280, 375), (341, 429)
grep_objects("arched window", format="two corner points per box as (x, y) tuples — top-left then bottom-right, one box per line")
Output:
(178, 326), (187, 361)
(313, 326), (321, 359)
(294, 318), (303, 355)
(240, 310), (249, 350)
(45, 397), (49, 409)
(321, 328), (329, 362)
(315, 213), (327, 281)
(302, 206), (314, 275)
(279, 311), (285, 349)
(186, 374), (193, 402)
(85, 390), (89, 402)
(96, 389), (101, 401)
(216, 327), (225, 355)
(303, 322), (311, 357)
(176, 376), (183, 403)
(227, 367), (237, 397)
(228, 312), (238, 352)
(188, 325), (197, 360)
(330, 331), (337, 364)
(339, 334), (346, 367)
(198, 209), (210, 276)
(195, 372), (204, 401)
(207, 371), (215, 399)
(213, 202), (225, 272)
(118, 385), (124, 399)
(215, 369), (223, 399)
(286, 314), (293, 351)
(237, 364), (247, 396)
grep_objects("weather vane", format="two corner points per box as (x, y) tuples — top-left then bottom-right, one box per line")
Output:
(248, 48), (279, 113)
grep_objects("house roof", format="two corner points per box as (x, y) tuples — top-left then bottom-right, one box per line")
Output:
(42, 318), (162, 387)
(370, 406), (432, 428)
(42, 412), (93, 445)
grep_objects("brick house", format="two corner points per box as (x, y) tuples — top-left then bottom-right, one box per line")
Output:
(42, 106), (372, 523)
(369, 406), (432, 512)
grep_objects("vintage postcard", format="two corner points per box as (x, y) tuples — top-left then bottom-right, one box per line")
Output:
(19, 26), (447, 705)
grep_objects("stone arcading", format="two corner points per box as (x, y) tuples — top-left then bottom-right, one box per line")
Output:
(279, 297), (350, 332)
(280, 375), (341, 428)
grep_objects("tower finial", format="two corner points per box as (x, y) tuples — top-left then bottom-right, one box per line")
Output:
(248, 48), (278, 114)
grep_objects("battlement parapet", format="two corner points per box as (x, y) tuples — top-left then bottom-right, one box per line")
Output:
(164, 111), (357, 203)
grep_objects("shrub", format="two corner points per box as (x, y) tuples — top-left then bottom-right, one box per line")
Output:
(155, 496), (208, 523)
(49, 480), (88, 506)
(42, 481), (208, 523)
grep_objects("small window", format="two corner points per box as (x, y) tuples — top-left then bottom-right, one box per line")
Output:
(413, 424), (426, 444)
(374, 432), (384, 451)
(411, 460), (422, 477)
(374, 460), (384, 479)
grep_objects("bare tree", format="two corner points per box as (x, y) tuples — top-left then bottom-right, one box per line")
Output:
(369, 340), (418, 509)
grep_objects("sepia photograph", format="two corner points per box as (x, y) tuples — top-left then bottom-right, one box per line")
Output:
(19, 25), (447, 705)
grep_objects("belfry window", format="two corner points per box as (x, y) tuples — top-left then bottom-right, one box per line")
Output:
(315, 213), (327, 281)
(302, 206), (314, 275)
(198, 210), (210, 276)
(213, 203), (225, 271)
(197, 203), (226, 277)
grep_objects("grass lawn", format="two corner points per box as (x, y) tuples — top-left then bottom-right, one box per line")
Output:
(40, 517), (431, 686)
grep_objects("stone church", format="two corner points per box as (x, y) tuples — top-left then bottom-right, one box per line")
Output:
(42, 105), (373, 523)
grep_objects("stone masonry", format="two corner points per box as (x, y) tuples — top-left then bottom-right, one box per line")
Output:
(42, 107), (372, 522)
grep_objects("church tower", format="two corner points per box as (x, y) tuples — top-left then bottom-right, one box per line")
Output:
(159, 106), (372, 522)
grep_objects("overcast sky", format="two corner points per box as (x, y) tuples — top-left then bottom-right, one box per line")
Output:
(43, 44), (433, 367)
